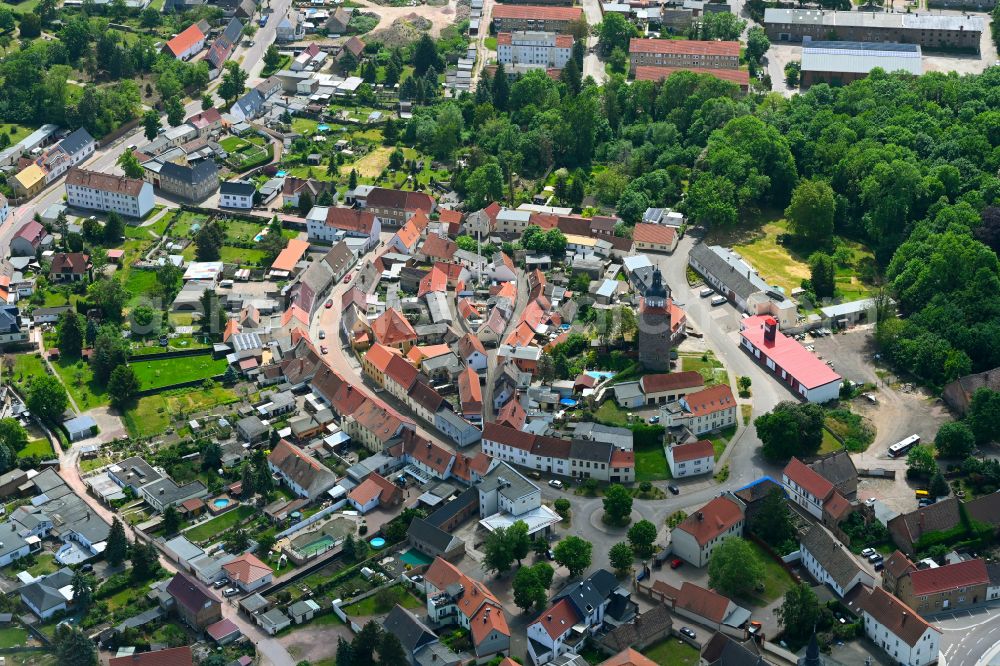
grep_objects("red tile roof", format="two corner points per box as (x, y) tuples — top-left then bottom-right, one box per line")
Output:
(629, 38), (740, 57)
(610, 449), (635, 469)
(187, 107), (222, 127)
(458, 332), (487, 360)
(66, 168), (147, 196)
(534, 597), (580, 639)
(394, 220), (421, 252)
(741, 315), (842, 389)
(110, 646), (194, 666)
(683, 384), (735, 417)
(371, 308), (417, 346)
(640, 371), (704, 395)
(166, 572), (219, 614)
(224, 553), (271, 585)
(909, 559), (990, 596)
(438, 208), (462, 224)
(600, 648), (658, 666)
(384, 353), (419, 390)
(493, 4), (583, 20)
(165, 22), (206, 57)
(392, 428), (454, 475)
(471, 602), (511, 646)
(670, 440), (714, 463)
(271, 238), (310, 273)
(326, 207), (377, 234)
(634, 65), (751, 87)
(349, 473), (392, 505)
(496, 397), (526, 429)
(365, 343), (400, 373)
(14, 219), (46, 247)
(425, 557), (506, 639)
(675, 494), (743, 546)
(860, 586), (938, 647)
(351, 397), (409, 442)
(458, 367), (483, 415)
(419, 265), (448, 297)
(421, 234), (457, 261)
(632, 223), (677, 247)
(206, 618), (241, 642)
(366, 187), (434, 213)
(783, 457), (834, 502)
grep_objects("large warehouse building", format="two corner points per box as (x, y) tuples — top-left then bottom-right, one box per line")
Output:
(764, 9), (984, 53)
(800, 41), (923, 87)
(740, 315), (842, 404)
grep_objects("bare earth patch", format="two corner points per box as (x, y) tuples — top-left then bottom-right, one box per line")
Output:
(341, 146), (392, 178)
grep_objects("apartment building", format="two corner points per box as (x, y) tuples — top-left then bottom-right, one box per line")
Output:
(628, 38), (740, 72)
(65, 168), (155, 218)
(492, 4), (584, 34)
(497, 31), (573, 69)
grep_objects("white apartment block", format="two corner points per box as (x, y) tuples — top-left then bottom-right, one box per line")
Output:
(497, 31), (573, 69)
(65, 168), (155, 218)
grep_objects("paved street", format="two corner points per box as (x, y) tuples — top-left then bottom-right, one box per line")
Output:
(580, 0), (606, 83)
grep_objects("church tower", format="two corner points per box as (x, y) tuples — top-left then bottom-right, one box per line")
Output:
(638, 267), (671, 371)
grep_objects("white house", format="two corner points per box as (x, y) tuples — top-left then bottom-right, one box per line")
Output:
(222, 553), (273, 593)
(666, 439), (714, 478)
(661, 385), (737, 436)
(799, 524), (874, 598)
(0, 523), (30, 566)
(65, 168), (155, 218)
(670, 493), (745, 567)
(861, 586), (941, 666)
(306, 206), (381, 252)
(19, 568), (74, 619)
(782, 457), (849, 521)
(219, 180), (256, 210)
(497, 31), (573, 70)
(458, 333), (489, 372)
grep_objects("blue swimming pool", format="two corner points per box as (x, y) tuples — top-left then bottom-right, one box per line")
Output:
(317, 124), (330, 132)
(585, 371), (616, 380)
(276, 170), (287, 177)
(370, 537), (386, 549)
(213, 498), (230, 509)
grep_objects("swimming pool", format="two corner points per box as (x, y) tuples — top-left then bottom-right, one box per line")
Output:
(299, 535), (335, 557)
(317, 124), (330, 132)
(276, 170), (287, 177)
(585, 371), (616, 380)
(370, 537), (386, 549)
(400, 549), (433, 566)
(213, 498), (230, 509)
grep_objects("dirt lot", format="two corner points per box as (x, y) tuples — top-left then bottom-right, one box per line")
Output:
(279, 619), (353, 664)
(355, 0), (463, 37)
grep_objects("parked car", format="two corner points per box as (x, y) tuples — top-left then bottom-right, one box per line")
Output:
(223, 587), (239, 597)
(680, 627), (696, 640)
(325, 299), (333, 308)
(319, 330), (326, 340)
(874, 560), (885, 572)
(213, 578), (229, 589)
(860, 547), (876, 557)
(710, 295), (727, 307)
(343, 272), (353, 284)
(648, 415), (660, 424)
(868, 552), (882, 563)
(320, 345), (328, 354)
(548, 479), (564, 489)
(670, 558), (683, 569)
(667, 483), (680, 495)
(700, 287), (715, 298)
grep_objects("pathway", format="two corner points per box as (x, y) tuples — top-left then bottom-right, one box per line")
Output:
(32, 328), (81, 416)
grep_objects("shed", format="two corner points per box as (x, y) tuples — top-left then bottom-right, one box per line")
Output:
(65, 415), (98, 441)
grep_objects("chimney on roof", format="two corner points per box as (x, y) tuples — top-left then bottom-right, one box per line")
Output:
(901, 611), (908, 625)
(547, 615), (552, 622)
(697, 512), (703, 521)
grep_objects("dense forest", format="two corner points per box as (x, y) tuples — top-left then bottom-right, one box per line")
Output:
(404, 66), (1000, 389)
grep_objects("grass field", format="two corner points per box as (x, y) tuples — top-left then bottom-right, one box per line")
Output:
(819, 428), (843, 454)
(680, 352), (728, 387)
(643, 638), (699, 666)
(123, 385), (239, 438)
(219, 245), (266, 266)
(164, 210), (210, 238)
(52, 357), (106, 409)
(342, 146), (392, 178)
(343, 585), (422, 616)
(17, 438), (52, 459)
(594, 400), (632, 426)
(123, 269), (159, 306)
(635, 440), (671, 482)
(0, 124), (34, 146)
(484, 36), (497, 50)
(742, 541), (796, 606)
(9, 353), (47, 396)
(708, 425), (736, 461)
(130, 355), (228, 390)
(223, 220), (266, 244)
(0, 626), (28, 649)
(185, 505), (256, 543)
(292, 118), (320, 135)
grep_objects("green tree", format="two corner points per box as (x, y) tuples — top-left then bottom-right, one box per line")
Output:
(107, 365), (140, 409)
(201, 94), (214, 111)
(117, 150), (144, 179)
(749, 487), (795, 548)
(264, 44), (281, 73)
(755, 401), (825, 462)
(935, 421), (975, 459)
(608, 47), (628, 75)
(968, 388), (1000, 445)
(627, 519), (658, 559)
(218, 61), (248, 106)
(194, 221), (224, 261)
(129, 541), (159, 581)
(708, 538), (764, 597)
(616, 189), (648, 225)
(257, 534), (277, 557)
(106, 517), (128, 566)
(482, 524), (515, 575)
(339, 49), (358, 74)
(492, 63), (509, 111)
(57, 310), (85, 358)
(53, 624), (97, 666)
(89, 279), (129, 322)
(554, 535), (592, 578)
(598, 13), (637, 56)
(19, 13), (41, 39)
(378, 631), (407, 665)
(71, 569), (95, 610)
(603, 483), (633, 526)
(143, 109), (161, 141)
(104, 212), (124, 244)
(389, 147), (405, 170)
(906, 444), (937, 480)
(512, 565), (547, 612)
(27, 376), (68, 425)
(609, 541), (633, 574)
(0, 419), (27, 455)
(465, 161), (505, 210)
(684, 174), (738, 227)
(777, 584), (821, 642)
(784, 61), (800, 87)
(745, 26), (770, 64)
(165, 95), (185, 127)
(162, 504), (181, 535)
(412, 33), (442, 76)
(349, 168), (359, 190)
(353, 621), (381, 665)
(809, 252), (836, 299)
(92, 324), (129, 383)
(929, 470), (950, 498)
(786, 180), (835, 246)
(737, 375), (752, 397)
(509, 520), (531, 565)
(698, 12), (746, 40)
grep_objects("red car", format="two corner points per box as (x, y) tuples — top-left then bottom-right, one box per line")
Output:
(343, 272), (353, 284)
(325, 299), (333, 308)
(320, 345), (328, 354)
(670, 558), (683, 569)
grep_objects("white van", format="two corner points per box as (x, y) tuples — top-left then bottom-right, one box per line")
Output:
(710, 296), (727, 307)
(700, 287), (715, 298)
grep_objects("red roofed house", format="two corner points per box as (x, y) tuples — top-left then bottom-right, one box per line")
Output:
(270, 238), (310, 275)
(388, 428), (456, 481)
(639, 371), (705, 405)
(49, 252), (90, 282)
(418, 265), (448, 298)
(645, 580), (751, 634)
(631, 223), (678, 253)
(670, 492), (745, 566)
(740, 315), (842, 404)
(361, 342), (401, 387)
(600, 648), (658, 666)
(419, 234), (458, 263)
(666, 439), (715, 478)
(388, 219), (422, 254)
(458, 332), (489, 372)
(662, 384), (736, 436)
(382, 353), (420, 403)
(347, 471), (402, 513)
(223, 553), (273, 593)
(628, 37), (740, 72)
(166, 571), (222, 630)
(884, 553), (990, 614)
(496, 396), (526, 430)
(858, 586), (941, 666)
(371, 308), (418, 352)
(357, 186), (435, 228)
(163, 20), (209, 60)
(205, 618), (242, 645)
(308, 206), (380, 251)
(109, 646), (194, 666)
(10, 219), (51, 257)
(491, 4), (583, 33)
(782, 457), (851, 524)
(458, 367), (483, 424)
(186, 107), (223, 138)
(425, 557), (510, 658)
(267, 439), (338, 499)
(341, 397), (409, 453)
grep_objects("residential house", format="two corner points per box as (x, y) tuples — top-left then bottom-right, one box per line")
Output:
(631, 223), (678, 253)
(698, 632), (767, 666)
(49, 252), (89, 282)
(424, 557), (510, 658)
(406, 517), (466, 562)
(65, 168), (155, 218)
(0, 523), (30, 566)
(10, 219), (51, 256)
(307, 206), (380, 252)
(267, 439), (338, 498)
(388, 219), (422, 255)
(670, 493), (745, 567)
(371, 308), (418, 352)
(666, 439), (714, 478)
(153, 160), (219, 202)
(660, 384), (737, 435)
(20, 568), (74, 619)
(230, 89), (265, 122)
(383, 604), (463, 666)
(645, 580), (751, 636)
(628, 37), (740, 71)
(109, 647), (194, 666)
(276, 12), (305, 42)
(639, 372), (705, 406)
(327, 7), (352, 33)
(357, 187), (435, 228)
(883, 552), (990, 614)
(809, 450), (859, 502)
(186, 108), (224, 138)
(782, 457), (852, 525)
(139, 477), (208, 513)
(598, 605), (673, 656)
(527, 569), (637, 665)
(0, 306), (26, 347)
(163, 20), (209, 60)
(458, 367), (483, 423)
(282, 177), (333, 208)
(222, 553), (273, 593)
(207, 17), (243, 70)
(799, 523), (874, 598)
(858, 586), (941, 666)
(341, 397), (409, 453)
(220, 180), (256, 209)
(457, 333), (489, 372)
(347, 471), (402, 513)
(166, 571), (223, 630)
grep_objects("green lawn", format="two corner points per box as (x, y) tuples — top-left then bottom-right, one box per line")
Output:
(708, 425), (736, 461)
(593, 400), (633, 426)
(0, 124), (34, 146)
(9, 353), (47, 395)
(123, 269), (159, 305)
(123, 385), (239, 439)
(0, 626), (28, 649)
(635, 440), (671, 482)
(130, 355), (229, 390)
(23, 553), (59, 577)
(219, 245), (266, 266)
(51, 357), (107, 409)
(484, 36), (497, 50)
(17, 438), (53, 459)
(184, 505), (256, 543)
(163, 210), (210, 238)
(643, 638), (699, 666)
(819, 428), (843, 454)
(223, 220), (266, 244)
(220, 136), (250, 152)
(292, 118), (320, 135)
(741, 541), (796, 606)
(342, 585), (422, 616)
(681, 353), (728, 387)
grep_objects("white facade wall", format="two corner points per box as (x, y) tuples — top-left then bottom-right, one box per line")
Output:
(220, 191), (254, 209)
(66, 181), (155, 218)
(783, 471), (824, 519)
(306, 217), (380, 251)
(800, 545), (874, 598)
(667, 451), (714, 478)
(497, 32), (572, 68)
(863, 612), (940, 666)
(671, 524), (744, 567)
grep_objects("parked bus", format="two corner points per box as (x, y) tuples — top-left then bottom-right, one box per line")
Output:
(888, 434), (920, 458)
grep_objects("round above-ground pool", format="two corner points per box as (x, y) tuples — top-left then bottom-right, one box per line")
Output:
(370, 537), (386, 549)
(213, 498), (230, 509)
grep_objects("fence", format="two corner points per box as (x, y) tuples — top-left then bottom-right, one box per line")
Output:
(129, 346), (216, 361)
(274, 502), (347, 541)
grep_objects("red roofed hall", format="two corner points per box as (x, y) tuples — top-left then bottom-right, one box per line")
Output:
(223, 553), (273, 592)
(666, 440), (715, 478)
(741, 315), (842, 403)
(270, 238), (310, 274)
(492, 4), (583, 33)
(887, 557), (991, 614)
(371, 308), (417, 351)
(631, 223), (678, 253)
